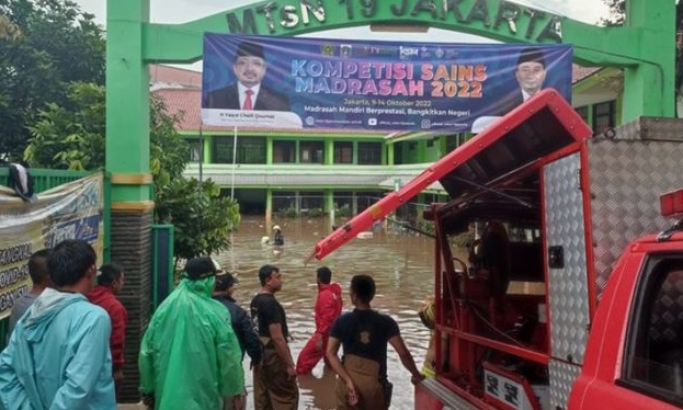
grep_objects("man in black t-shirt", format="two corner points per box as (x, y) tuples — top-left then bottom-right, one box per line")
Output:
(326, 275), (424, 409)
(250, 264), (298, 410)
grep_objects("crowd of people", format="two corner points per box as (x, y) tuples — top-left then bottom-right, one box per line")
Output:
(0, 238), (425, 410)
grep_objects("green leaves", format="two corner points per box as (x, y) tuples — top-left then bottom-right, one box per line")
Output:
(155, 178), (240, 261)
(22, 83), (241, 262)
(0, 0), (105, 160)
(24, 82), (105, 170)
(10, 0), (241, 261)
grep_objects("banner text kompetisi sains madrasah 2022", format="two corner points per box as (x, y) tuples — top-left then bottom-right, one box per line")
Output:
(201, 34), (572, 133)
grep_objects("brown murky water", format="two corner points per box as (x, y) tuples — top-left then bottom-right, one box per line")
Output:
(215, 217), (434, 410)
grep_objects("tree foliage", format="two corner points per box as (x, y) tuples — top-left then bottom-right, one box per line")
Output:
(601, 0), (626, 26)
(24, 82), (105, 170)
(0, 0), (105, 161)
(23, 83), (241, 259)
(155, 178), (240, 264)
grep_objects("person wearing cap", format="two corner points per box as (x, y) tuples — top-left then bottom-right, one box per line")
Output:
(213, 272), (262, 410)
(272, 225), (284, 247)
(205, 41), (290, 112)
(87, 263), (128, 400)
(472, 47), (548, 133)
(0, 239), (116, 409)
(496, 47), (548, 116)
(250, 264), (299, 409)
(296, 266), (343, 375)
(139, 257), (244, 410)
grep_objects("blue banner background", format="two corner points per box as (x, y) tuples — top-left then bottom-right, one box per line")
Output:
(202, 34), (572, 133)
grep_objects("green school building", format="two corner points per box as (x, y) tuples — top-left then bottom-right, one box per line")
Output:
(151, 64), (623, 223)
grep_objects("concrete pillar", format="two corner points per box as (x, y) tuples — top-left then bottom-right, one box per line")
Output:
(105, 0), (152, 403)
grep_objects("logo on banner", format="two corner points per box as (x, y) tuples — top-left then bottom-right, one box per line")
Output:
(340, 45), (352, 58)
(320, 44), (335, 56)
(399, 46), (419, 59)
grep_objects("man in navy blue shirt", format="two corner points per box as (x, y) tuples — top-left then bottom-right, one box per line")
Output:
(326, 274), (424, 409)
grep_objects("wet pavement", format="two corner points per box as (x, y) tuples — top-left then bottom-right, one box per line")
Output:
(214, 216), (435, 410)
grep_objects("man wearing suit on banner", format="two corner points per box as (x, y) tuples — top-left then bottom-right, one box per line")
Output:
(472, 47), (548, 133)
(495, 47), (548, 116)
(205, 42), (291, 112)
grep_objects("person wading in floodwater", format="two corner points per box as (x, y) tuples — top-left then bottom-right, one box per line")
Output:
(326, 274), (425, 410)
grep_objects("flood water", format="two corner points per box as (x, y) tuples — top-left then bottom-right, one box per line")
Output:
(215, 217), (435, 410)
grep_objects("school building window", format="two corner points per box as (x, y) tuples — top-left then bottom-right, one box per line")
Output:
(593, 101), (616, 135)
(445, 134), (459, 152)
(186, 138), (202, 162)
(334, 141), (353, 164)
(575, 106), (589, 124)
(393, 143), (404, 165)
(273, 140), (296, 163)
(212, 136), (266, 164)
(358, 142), (382, 165)
(300, 141), (324, 164)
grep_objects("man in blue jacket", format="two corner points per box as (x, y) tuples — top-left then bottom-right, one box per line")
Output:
(0, 239), (116, 410)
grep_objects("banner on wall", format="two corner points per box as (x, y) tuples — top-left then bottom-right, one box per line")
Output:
(0, 173), (104, 319)
(201, 34), (572, 133)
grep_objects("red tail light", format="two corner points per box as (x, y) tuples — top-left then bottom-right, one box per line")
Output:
(660, 188), (683, 219)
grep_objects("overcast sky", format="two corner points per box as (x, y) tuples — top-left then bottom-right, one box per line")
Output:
(76, 0), (609, 70)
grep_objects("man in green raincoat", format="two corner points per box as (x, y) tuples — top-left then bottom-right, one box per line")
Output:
(139, 257), (245, 410)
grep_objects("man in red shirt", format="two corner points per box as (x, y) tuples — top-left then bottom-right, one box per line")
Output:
(296, 266), (343, 375)
(87, 263), (127, 400)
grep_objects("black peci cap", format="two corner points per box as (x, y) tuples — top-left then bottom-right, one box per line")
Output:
(236, 42), (265, 60)
(517, 47), (546, 68)
(184, 257), (222, 280)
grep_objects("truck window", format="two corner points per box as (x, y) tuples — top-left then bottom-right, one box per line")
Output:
(620, 256), (683, 407)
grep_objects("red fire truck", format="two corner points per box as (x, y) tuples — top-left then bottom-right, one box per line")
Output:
(311, 89), (683, 409)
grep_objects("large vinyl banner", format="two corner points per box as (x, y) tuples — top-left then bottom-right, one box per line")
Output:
(0, 173), (104, 319)
(202, 34), (572, 133)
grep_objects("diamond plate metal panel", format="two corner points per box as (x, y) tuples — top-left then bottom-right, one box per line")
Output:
(544, 153), (591, 364)
(613, 116), (683, 142)
(549, 360), (581, 410)
(588, 139), (683, 298)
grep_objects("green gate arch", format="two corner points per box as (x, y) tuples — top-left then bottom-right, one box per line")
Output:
(106, 0), (675, 205)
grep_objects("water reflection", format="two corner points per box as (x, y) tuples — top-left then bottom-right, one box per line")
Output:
(216, 217), (434, 410)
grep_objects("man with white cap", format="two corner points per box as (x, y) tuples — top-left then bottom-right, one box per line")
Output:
(139, 257), (244, 410)
(272, 225), (284, 247)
